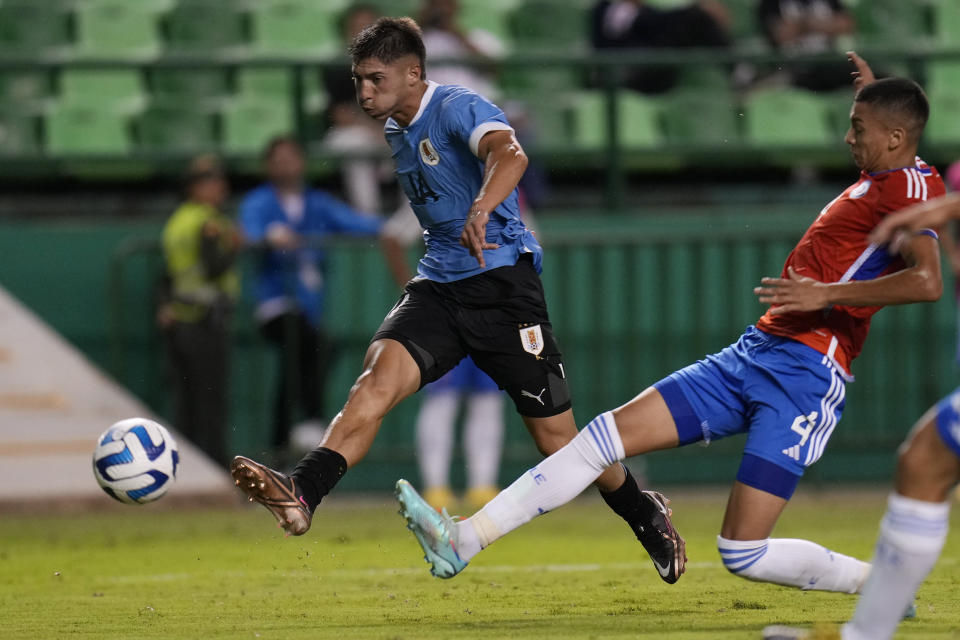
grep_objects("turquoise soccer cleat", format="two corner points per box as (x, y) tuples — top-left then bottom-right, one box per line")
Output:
(395, 479), (468, 579)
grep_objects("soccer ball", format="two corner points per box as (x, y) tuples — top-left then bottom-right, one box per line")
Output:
(92, 418), (179, 505)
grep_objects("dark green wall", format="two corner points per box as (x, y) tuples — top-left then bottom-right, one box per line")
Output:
(2, 211), (956, 491)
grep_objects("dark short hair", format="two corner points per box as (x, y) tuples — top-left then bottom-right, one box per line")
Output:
(262, 135), (303, 161)
(855, 77), (930, 142)
(184, 153), (224, 189)
(348, 16), (426, 78)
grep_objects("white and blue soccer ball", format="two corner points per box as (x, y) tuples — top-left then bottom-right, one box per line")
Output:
(92, 418), (179, 505)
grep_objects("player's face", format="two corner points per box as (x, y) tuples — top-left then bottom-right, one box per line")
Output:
(844, 101), (895, 173)
(352, 56), (421, 122)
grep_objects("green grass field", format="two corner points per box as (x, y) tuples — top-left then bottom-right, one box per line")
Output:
(2, 489), (958, 639)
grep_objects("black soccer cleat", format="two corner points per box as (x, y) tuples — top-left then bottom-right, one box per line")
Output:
(634, 490), (687, 584)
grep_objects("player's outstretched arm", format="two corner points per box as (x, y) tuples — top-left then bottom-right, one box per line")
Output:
(460, 130), (528, 267)
(870, 193), (960, 246)
(847, 50), (876, 92)
(756, 234), (942, 314)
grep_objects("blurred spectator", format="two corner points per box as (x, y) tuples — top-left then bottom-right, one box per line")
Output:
(239, 136), (383, 458)
(380, 205), (505, 511)
(590, 0), (730, 94)
(322, 4), (391, 214)
(160, 155), (240, 465)
(416, 358), (506, 510)
(417, 0), (549, 206)
(419, 0), (506, 98)
(758, 0), (856, 91)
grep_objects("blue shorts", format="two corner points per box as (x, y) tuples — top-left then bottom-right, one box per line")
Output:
(935, 389), (960, 459)
(426, 357), (500, 394)
(654, 326), (847, 500)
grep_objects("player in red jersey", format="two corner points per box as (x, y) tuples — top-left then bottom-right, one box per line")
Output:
(397, 53), (944, 599)
(763, 200), (960, 639)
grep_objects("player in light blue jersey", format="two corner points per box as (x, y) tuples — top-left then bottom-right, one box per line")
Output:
(764, 194), (960, 640)
(384, 81), (536, 281)
(230, 16), (685, 583)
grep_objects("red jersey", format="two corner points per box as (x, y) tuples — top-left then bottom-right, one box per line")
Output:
(756, 157), (944, 376)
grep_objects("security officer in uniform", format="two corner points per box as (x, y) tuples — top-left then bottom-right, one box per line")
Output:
(160, 155), (240, 465)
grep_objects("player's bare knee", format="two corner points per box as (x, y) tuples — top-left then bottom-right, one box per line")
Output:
(523, 412), (576, 456)
(896, 439), (932, 485)
(533, 433), (570, 456)
(895, 429), (959, 500)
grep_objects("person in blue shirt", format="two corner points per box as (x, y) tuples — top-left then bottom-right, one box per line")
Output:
(231, 17), (683, 584)
(240, 136), (382, 456)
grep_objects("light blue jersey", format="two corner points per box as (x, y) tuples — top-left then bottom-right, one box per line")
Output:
(385, 81), (542, 282)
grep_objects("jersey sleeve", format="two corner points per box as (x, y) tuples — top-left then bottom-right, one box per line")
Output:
(441, 90), (513, 157)
(314, 191), (383, 236)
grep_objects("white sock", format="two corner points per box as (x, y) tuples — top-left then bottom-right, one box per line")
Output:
(718, 535), (869, 593)
(842, 493), (950, 640)
(464, 392), (505, 489)
(454, 411), (624, 561)
(415, 391), (458, 489)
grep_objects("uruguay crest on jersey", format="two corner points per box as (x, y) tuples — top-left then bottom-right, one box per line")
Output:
(418, 137), (440, 166)
(520, 324), (544, 356)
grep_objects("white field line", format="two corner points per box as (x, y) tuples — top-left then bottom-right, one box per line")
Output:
(104, 561), (721, 583)
(103, 556), (959, 583)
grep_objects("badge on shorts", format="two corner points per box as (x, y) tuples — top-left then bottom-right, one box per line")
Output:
(419, 138), (440, 166)
(520, 324), (544, 356)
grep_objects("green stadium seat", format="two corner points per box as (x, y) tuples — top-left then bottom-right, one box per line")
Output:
(250, 1), (340, 57)
(237, 68), (293, 98)
(854, 0), (931, 47)
(822, 90), (855, 140)
(45, 103), (132, 155)
(460, 2), (514, 47)
(300, 67), (328, 115)
(521, 97), (572, 151)
(677, 65), (731, 91)
(58, 70), (146, 115)
(0, 2), (72, 58)
(572, 90), (661, 150)
(237, 68), (324, 123)
(0, 71), (53, 113)
(933, 0), (960, 44)
(926, 62), (960, 99)
(660, 89), (739, 146)
(74, 0), (162, 60)
(137, 104), (217, 153)
(617, 91), (662, 149)
(926, 93), (960, 144)
(163, 1), (248, 55)
(509, 0), (588, 52)
(744, 87), (831, 146)
(222, 97), (294, 155)
(500, 65), (582, 97)
(368, 0), (419, 17)
(150, 69), (230, 110)
(0, 110), (40, 155)
(721, 0), (760, 42)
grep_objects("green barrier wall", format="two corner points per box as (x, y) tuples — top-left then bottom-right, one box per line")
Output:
(1, 210), (956, 490)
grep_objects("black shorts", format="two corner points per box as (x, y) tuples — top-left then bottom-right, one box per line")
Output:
(373, 255), (571, 418)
